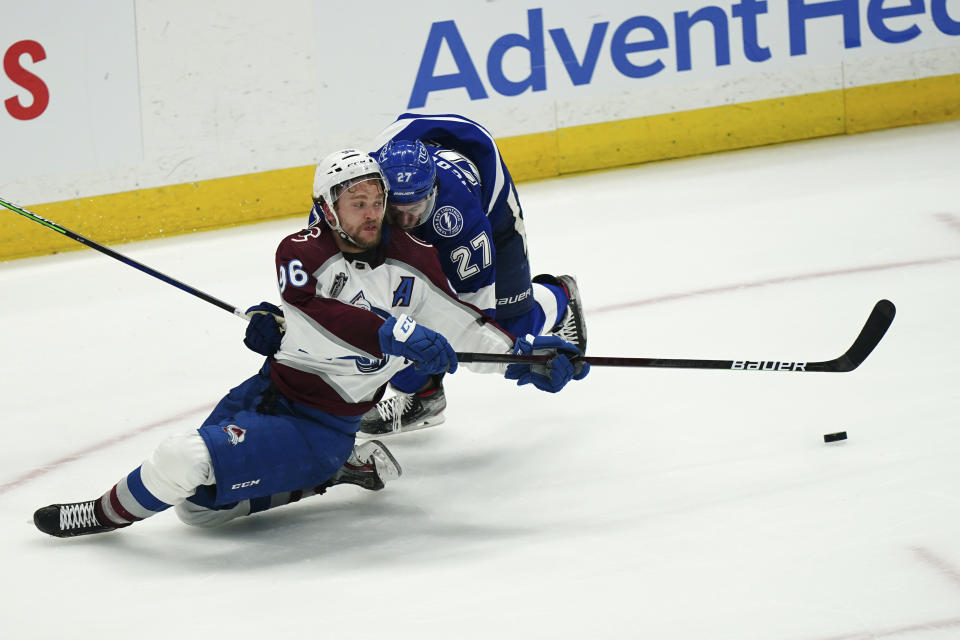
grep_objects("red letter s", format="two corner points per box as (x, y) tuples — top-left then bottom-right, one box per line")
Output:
(4, 40), (50, 120)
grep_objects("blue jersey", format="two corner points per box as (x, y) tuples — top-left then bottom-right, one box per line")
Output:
(373, 113), (533, 320)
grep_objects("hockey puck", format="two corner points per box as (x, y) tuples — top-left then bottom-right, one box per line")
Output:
(823, 431), (848, 443)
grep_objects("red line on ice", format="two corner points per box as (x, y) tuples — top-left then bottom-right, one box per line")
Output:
(911, 546), (960, 592)
(934, 212), (960, 237)
(588, 255), (960, 314)
(6, 252), (960, 497)
(0, 403), (213, 497)
(809, 616), (960, 640)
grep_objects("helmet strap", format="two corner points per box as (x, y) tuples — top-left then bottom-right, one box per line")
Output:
(322, 200), (372, 250)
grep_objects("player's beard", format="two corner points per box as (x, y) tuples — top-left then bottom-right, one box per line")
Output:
(346, 220), (382, 249)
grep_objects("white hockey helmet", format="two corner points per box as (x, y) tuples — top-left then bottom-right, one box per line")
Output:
(312, 149), (388, 212)
(310, 149), (389, 245)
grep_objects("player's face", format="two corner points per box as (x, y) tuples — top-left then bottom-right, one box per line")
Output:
(332, 180), (385, 250)
(389, 197), (430, 230)
(387, 186), (437, 230)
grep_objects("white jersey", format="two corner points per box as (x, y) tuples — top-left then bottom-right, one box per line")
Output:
(269, 224), (514, 415)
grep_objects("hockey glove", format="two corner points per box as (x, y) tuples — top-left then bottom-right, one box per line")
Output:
(378, 314), (458, 375)
(504, 334), (589, 393)
(243, 302), (284, 357)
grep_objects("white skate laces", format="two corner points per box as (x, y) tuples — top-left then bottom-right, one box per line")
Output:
(375, 393), (415, 433)
(59, 501), (99, 531)
(553, 311), (579, 345)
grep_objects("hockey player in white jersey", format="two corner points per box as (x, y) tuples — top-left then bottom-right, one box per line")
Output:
(244, 114), (588, 437)
(33, 149), (588, 538)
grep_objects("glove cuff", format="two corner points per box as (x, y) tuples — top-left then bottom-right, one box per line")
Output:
(378, 314), (418, 356)
(512, 334), (536, 356)
(392, 314), (417, 343)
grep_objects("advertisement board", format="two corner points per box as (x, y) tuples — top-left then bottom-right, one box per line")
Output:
(1, 0), (141, 184)
(316, 0), (960, 137)
(1, 0), (958, 260)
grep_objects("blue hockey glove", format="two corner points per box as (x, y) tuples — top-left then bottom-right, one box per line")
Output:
(378, 314), (458, 375)
(504, 334), (589, 393)
(243, 302), (284, 357)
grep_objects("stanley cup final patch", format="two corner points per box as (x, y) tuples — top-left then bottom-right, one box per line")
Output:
(432, 206), (464, 237)
(331, 272), (348, 298)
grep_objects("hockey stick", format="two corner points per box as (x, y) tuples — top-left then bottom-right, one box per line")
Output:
(1, 196), (249, 319)
(457, 299), (896, 372)
(2, 195), (896, 372)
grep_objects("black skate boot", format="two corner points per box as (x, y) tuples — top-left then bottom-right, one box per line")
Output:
(33, 500), (117, 538)
(358, 382), (446, 437)
(320, 440), (402, 492)
(533, 274), (587, 353)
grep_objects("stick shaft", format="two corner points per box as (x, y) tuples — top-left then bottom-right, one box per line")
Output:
(1, 196), (246, 318)
(458, 299), (895, 373)
(3, 195), (896, 371)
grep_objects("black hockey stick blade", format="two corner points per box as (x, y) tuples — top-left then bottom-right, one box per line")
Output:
(805, 298), (896, 372)
(457, 299), (896, 373)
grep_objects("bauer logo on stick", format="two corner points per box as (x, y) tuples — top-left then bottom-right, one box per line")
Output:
(730, 360), (807, 371)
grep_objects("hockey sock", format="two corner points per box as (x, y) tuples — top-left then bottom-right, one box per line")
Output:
(97, 467), (173, 528)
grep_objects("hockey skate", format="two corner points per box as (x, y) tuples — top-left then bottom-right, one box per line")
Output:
(33, 500), (118, 538)
(534, 274), (588, 353)
(357, 384), (446, 437)
(322, 440), (402, 491)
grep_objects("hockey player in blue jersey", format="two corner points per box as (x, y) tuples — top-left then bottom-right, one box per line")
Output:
(245, 114), (588, 435)
(362, 114), (586, 435)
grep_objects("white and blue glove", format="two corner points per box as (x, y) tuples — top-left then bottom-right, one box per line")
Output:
(505, 334), (589, 393)
(378, 314), (458, 375)
(243, 302), (284, 357)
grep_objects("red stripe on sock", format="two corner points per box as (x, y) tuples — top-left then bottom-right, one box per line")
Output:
(95, 493), (130, 529)
(107, 486), (141, 524)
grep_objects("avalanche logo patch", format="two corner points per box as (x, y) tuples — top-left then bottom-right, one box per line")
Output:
(432, 206), (464, 238)
(351, 290), (372, 311)
(222, 425), (246, 446)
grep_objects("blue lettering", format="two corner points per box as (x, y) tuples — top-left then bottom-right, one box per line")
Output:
(932, 0), (960, 34)
(392, 276), (415, 307)
(549, 22), (609, 86)
(610, 16), (669, 79)
(408, 3), (957, 108)
(868, 0), (924, 43)
(788, 0), (862, 55)
(675, 6), (731, 72)
(486, 8), (546, 96)
(733, 0), (772, 62)
(408, 20), (488, 109)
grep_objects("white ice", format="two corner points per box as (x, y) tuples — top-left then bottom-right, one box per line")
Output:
(1, 121), (959, 640)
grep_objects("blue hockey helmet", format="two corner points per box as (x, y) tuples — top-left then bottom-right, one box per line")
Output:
(377, 139), (437, 227)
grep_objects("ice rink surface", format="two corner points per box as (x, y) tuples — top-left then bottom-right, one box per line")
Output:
(2, 121), (959, 639)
